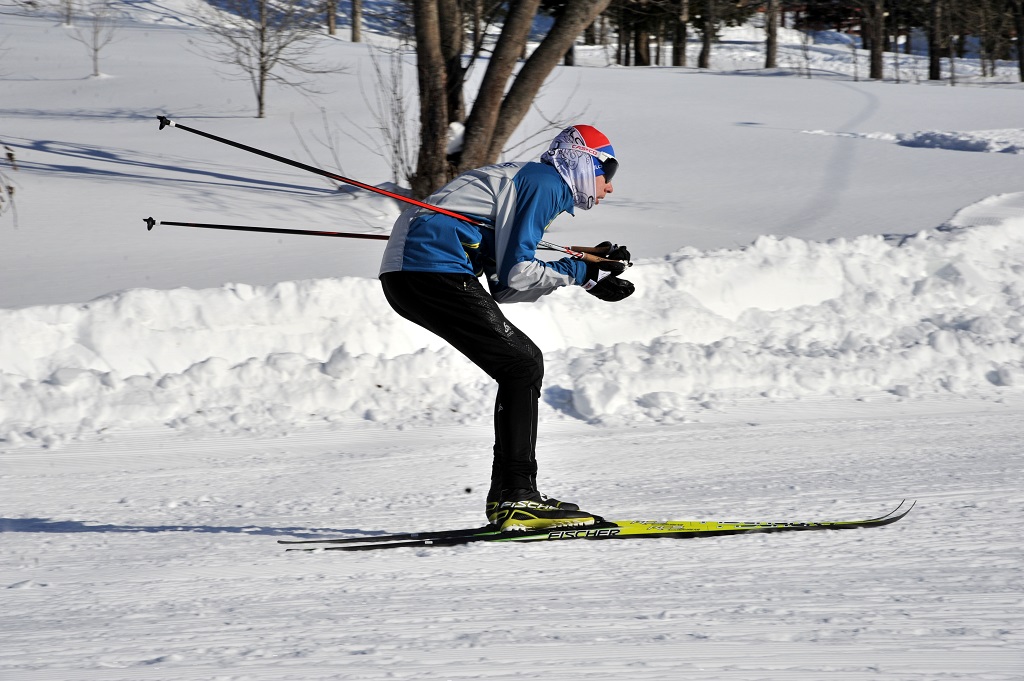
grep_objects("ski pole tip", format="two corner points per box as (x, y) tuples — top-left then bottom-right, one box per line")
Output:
(144, 217), (156, 231)
(157, 115), (173, 130)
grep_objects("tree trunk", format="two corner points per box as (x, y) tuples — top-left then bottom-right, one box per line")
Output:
(257, 0), (268, 118)
(1013, 0), (1024, 82)
(352, 0), (362, 43)
(867, 0), (885, 80)
(764, 0), (778, 68)
(411, 0), (448, 197)
(483, 0), (612, 165)
(326, 0), (336, 36)
(458, 0), (542, 171)
(471, 0), (482, 50)
(697, 0), (713, 69)
(618, 2), (630, 65)
(655, 19), (663, 66)
(634, 22), (651, 66)
(928, 0), (943, 80)
(673, 0), (688, 67)
(948, 34), (957, 86)
(438, 0), (465, 122)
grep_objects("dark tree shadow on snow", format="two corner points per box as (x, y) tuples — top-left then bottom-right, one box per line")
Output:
(0, 134), (334, 198)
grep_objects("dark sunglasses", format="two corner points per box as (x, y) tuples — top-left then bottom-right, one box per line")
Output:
(554, 143), (619, 183)
(594, 150), (618, 183)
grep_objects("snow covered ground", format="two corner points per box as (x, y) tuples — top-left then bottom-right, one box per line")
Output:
(2, 406), (1022, 679)
(1, 4), (1023, 679)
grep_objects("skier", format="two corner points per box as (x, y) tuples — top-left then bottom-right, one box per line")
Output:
(379, 125), (633, 531)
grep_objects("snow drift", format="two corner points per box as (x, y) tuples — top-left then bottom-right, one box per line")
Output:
(803, 127), (1024, 154)
(3, 193), (1022, 447)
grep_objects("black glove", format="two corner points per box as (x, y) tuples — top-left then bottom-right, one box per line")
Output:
(594, 241), (631, 262)
(587, 276), (635, 302)
(583, 259), (634, 302)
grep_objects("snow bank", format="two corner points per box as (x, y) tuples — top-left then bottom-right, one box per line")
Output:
(804, 128), (1024, 154)
(2, 194), (1023, 446)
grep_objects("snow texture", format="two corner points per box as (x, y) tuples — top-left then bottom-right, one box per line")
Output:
(1, 4), (1022, 680)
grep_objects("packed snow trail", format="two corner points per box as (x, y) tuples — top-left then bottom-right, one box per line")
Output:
(2, 402), (1021, 680)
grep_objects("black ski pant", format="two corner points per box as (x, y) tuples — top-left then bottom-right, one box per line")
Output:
(380, 272), (544, 494)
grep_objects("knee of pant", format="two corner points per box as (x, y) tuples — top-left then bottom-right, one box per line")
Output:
(494, 354), (544, 389)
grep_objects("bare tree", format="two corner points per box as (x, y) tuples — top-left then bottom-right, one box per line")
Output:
(192, 0), (343, 118)
(798, 21), (814, 78)
(673, 0), (689, 67)
(1013, 0), (1024, 82)
(58, 0), (74, 26)
(928, 0), (943, 80)
(860, 0), (886, 80)
(438, 0), (464, 121)
(688, 0), (756, 70)
(964, 0), (1014, 79)
(469, 2), (612, 165)
(67, 1), (118, 77)
(352, 0), (362, 42)
(325, 0), (336, 35)
(764, 0), (778, 68)
(355, 46), (417, 185)
(696, 0), (713, 68)
(409, 0), (612, 197)
(411, 0), (449, 196)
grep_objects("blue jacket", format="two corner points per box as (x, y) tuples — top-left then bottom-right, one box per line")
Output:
(379, 162), (587, 303)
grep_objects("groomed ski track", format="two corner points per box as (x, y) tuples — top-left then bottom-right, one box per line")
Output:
(2, 395), (1021, 679)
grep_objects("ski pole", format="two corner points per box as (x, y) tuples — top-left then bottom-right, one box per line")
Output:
(145, 218), (597, 257)
(155, 116), (628, 267)
(157, 115), (480, 227)
(144, 218), (389, 240)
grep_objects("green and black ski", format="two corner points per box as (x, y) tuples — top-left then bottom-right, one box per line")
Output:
(280, 500), (914, 552)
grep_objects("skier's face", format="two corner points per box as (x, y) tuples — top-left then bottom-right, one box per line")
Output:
(595, 175), (613, 204)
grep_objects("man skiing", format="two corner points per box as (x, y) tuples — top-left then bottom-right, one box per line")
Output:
(379, 125), (633, 531)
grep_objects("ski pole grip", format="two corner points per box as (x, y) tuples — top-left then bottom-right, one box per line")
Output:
(577, 251), (632, 268)
(570, 246), (633, 267)
(569, 245), (607, 255)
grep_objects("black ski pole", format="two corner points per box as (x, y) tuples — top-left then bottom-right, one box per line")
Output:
(144, 218), (389, 240)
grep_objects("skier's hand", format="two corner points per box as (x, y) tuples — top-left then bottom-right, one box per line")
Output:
(594, 241), (631, 262)
(584, 257), (626, 281)
(585, 275), (635, 302)
(583, 259), (634, 302)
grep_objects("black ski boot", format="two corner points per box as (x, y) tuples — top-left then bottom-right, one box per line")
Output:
(486, 489), (596, 532)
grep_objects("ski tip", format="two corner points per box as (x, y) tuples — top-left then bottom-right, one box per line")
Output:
(897, 499), (917, 513)
(157, 115), (174, 130)
(883, 499), (916, 522)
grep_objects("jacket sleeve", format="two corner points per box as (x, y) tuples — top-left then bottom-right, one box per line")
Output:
(490, 165), (586, 303)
